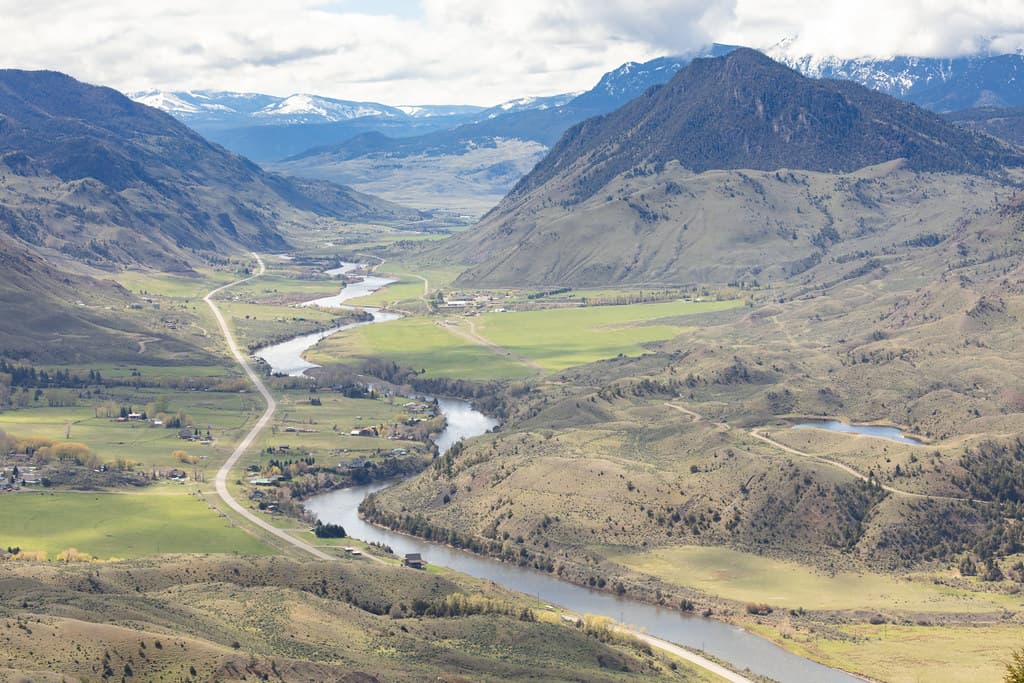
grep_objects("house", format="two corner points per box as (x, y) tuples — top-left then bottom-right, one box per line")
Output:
(349, 426), (378, 437)
(403, 553), (426, 569)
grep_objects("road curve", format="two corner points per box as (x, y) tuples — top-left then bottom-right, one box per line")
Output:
(202, 257), (773, 678)
(626, 631), (754, 683)
(205, 253), (333, 561)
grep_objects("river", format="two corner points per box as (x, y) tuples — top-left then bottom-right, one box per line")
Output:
(256, 265), (863, 683)
(254, 262), (399, 376)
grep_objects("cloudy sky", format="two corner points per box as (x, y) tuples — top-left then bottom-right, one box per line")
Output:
(3, 0), (1024, 105)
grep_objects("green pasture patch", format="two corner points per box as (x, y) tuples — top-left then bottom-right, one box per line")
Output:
(116, 269), (235, 300)
(475, 299), (741, 372)
(0, 490), (273, 558)
(308, 317), (533, 380)
(812, 623), (1024, 683)
(0, 389), (261, 469)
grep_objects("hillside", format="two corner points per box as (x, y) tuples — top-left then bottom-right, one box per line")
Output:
(448, 50), (1024, 287)
(0, 69), (423, 361)
(267, 49), (734, 212)
(0, 555), (701, 682)
(0, 70), (423, 269)
(946, 106), (1024, 147)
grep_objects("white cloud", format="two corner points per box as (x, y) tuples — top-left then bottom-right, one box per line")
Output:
(0, 0), (1022, 105)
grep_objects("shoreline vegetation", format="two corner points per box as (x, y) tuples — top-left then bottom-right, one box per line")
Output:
(4, 248), (1023, 682)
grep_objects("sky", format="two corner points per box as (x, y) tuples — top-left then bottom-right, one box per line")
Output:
(2, 0), (1024, 106)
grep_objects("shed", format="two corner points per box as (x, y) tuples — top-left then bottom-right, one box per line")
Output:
(403, 553), (425, 569)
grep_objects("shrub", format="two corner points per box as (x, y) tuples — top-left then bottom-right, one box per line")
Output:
(745, 602), (773, 615)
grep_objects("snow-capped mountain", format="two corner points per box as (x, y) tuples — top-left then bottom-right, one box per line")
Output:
(767, 41), (1024, 111)
(396, 104), (486, 118)
(128, 90), (278, 124)
(250, 94), (406, 124)
(569, 44), (737, 112)
(477, 93), (581, 120)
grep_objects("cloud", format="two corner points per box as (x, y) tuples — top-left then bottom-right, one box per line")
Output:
(0, 0), (1022, 105)
(725, 0), (1024, 58)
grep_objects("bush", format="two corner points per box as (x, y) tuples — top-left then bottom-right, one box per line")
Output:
(745, 602), (773, 615)
(313, 521), (346, 538)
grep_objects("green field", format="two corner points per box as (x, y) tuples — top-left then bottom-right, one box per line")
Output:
(611, 545), (1018, 613)
(0, 387), (261, 469)
(312, 298), (742, 379)
(116, 268), (237, 300)
(0, 491), (273, 558)
(475, 299), (742, 372)
(309, 316), (534, 380)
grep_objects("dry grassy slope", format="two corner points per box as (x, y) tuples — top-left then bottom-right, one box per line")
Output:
(451, 162), (1008, 287)
(372, 174), (1024, 579)
(0, 555), (699, 683)
(0, 234), (208, 363)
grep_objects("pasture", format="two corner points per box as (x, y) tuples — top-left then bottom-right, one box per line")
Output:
(0, 490), (273, 558)
(308, 316), (534, 380)
(801, 623), (1024, 683)
(312, 298), (742, 379)
(473, 299), (742, 372)
(0, 386), (261, 469)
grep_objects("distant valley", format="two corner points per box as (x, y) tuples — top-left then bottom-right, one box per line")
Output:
(137, 44), (1024, 215)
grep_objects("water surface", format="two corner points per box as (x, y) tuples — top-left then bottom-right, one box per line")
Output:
(305, 400), (862, 683)
(792, 420), (922, 445)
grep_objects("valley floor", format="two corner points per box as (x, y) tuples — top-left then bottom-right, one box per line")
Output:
(3, 240), (1023, 683)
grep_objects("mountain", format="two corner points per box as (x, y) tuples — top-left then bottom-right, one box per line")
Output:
(130, 89), (442, 128)
(129, 89), (489, 160)
(771, 44), (1024, 111)
(269, 47), (738, 212)
(0, 69), (421, 360)
(476, 92), (581, 120)
(945, 106), (1024, 147)
(446, 49), (1024, 287)
(0, 69), (422, 267)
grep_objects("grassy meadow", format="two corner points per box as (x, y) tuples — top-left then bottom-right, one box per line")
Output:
(0, 490), (272, 558)
(310, 298), (743, 379)
(0, 386), (259, 470)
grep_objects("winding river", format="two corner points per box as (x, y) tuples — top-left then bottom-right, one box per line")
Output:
(254, 263), (399, 376)
(256, 265), (864, 683)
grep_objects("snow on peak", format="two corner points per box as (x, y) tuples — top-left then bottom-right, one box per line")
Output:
(132, 91), (201, 114)
(254, 94), (396, 122)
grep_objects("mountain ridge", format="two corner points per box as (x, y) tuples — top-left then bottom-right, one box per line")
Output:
(445, 50), (1024, 288)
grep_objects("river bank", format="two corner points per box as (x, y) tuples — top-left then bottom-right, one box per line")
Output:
(252, 258), (866, 683)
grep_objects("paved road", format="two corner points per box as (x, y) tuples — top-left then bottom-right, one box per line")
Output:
(202, 256), (772, 679)
(629, 631), (754, 683)
(205, 253), (333, 561)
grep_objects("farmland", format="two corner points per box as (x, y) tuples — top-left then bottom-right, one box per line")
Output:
(0, 490), (272, 558)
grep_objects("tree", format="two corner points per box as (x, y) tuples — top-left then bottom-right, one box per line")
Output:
(1006, 648), (1024, 683)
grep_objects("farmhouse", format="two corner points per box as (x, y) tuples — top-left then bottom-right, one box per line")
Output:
(403, 553), (426, 569)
